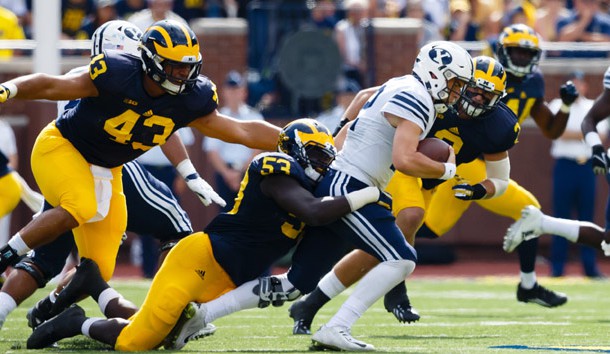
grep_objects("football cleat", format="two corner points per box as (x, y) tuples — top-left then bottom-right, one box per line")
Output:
(27, 304), (86, 349)
(27, 296), (54, 330)
(517, 282), (567, 308)
(503, 205), (543, 253)
(387, 301), (420, 324)
(163, 302), (214, 350)
(311, 325), (374, 352)
(288, 300), (316, 335)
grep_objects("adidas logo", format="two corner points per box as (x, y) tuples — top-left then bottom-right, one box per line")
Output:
(195, 269), (206, 280)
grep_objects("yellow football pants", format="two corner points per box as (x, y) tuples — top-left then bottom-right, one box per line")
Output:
(30, 122), (126, 280)
(424, 158), (540, 237)
(116, 232), (235, 351)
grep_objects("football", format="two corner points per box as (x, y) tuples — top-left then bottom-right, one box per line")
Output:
(417, 138), (451, 162)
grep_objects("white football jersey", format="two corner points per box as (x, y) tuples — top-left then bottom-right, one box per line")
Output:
(333, 75), (435, 189)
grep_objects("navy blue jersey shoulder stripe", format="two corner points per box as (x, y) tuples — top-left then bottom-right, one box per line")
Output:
(391, 92), (429, 120)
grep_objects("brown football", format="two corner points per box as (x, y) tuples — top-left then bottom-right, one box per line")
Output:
(417, 138), (451, 162)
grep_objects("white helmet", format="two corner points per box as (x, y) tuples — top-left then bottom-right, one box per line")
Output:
(91, 20), (143, 57)
(412, 41), (473, 113)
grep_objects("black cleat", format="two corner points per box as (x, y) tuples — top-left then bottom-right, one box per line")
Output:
(288, 300), (315, 335)
(383, 288), (420, 324)
(517, 282), (567, 308)
(385, 300), (420, 323)
(27, 304), (86, 349)
(26, 296), (54, 330)
(52, 258), (103, 314)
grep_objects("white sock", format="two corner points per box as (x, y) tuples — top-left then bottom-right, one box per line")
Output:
(205, 279), (259, 323)
(81, 317), (103, 338)
(0, 292), (17, 327)
(327, 259), (415, 329)
(97, 288), (121, 314)
(541, 215), (581, 242)
(520, 272), (537, 289)
(48, 289), (57, 303)
(8, 233), (31, 256)
(318, 271), (346, 299)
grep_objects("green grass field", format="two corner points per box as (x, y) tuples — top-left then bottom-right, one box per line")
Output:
(1, 276), (609, 353)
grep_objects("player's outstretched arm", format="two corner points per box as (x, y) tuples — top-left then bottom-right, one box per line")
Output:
(0, 70), (98, 103)
(190, 111), (280, 152)
(260, 174), (381, 226)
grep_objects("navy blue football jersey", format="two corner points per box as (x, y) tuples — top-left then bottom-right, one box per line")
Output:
(502, 70), (545, 124)
(0, 150), (10, 177)
(422, 101), (519, 190)
(206, 152), (311, 285)
(56, 51), (218, 168)
(430, 101), (519, 165)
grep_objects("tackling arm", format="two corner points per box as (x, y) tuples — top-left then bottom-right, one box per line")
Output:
(260, 174), (380, 226)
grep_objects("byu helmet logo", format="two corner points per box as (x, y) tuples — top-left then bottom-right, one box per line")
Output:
(124, 27), (141, 41)
(429, 48), (453, 65)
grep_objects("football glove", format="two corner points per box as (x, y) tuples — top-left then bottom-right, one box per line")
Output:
(186, 176), (226, 207)
(591, 145), (609, 175)
(332, 118), (350, 137)
(452, 183), (487, 200)
(0, 84), (13, 103)
(559, 80), (579, 106)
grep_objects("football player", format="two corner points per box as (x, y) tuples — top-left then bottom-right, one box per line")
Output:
(417, 24), (578, 307)
(152, 40), (473, 352)
(0, 20), (279, 288)
(0, 20), (215, 330)
(26, 118), (385, 351)
(288, 56), (521, 334)
(503, 62), (610, 257)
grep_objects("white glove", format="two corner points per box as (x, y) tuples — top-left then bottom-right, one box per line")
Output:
(176, 159), (226, 207)
(186, 176), (226, 207)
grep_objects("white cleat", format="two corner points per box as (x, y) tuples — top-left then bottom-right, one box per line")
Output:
(311, 325), (374, 352)
(503, 205), (543, 253)
(163, 302), (214, 350)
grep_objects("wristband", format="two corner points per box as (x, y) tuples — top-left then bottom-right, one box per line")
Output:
(585, 132), (603, 148)
(559, 103), (570, 114)
(1, 82), (17, 98)
(176, 159), (199, 181)
(440, 163), (456, 180)
(345, 186), (380, 211)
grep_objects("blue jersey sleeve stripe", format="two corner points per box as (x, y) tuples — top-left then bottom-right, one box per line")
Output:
(389, 99), (429, 128)
(393, 92), (429, 117)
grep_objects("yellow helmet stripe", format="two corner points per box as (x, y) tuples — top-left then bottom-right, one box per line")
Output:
(149, 25), (201, 62)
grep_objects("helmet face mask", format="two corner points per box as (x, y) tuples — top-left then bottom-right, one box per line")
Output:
(140, 20), (202, 95)
(91, 20), (142, 57)
(459, 56), (507, 118)
(412, 41), (474, 114)
(496, 24), (541, 77)
(278, 118), (337, 183)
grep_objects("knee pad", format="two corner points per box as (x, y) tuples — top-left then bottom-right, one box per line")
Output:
(14, 259), (49, 288)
